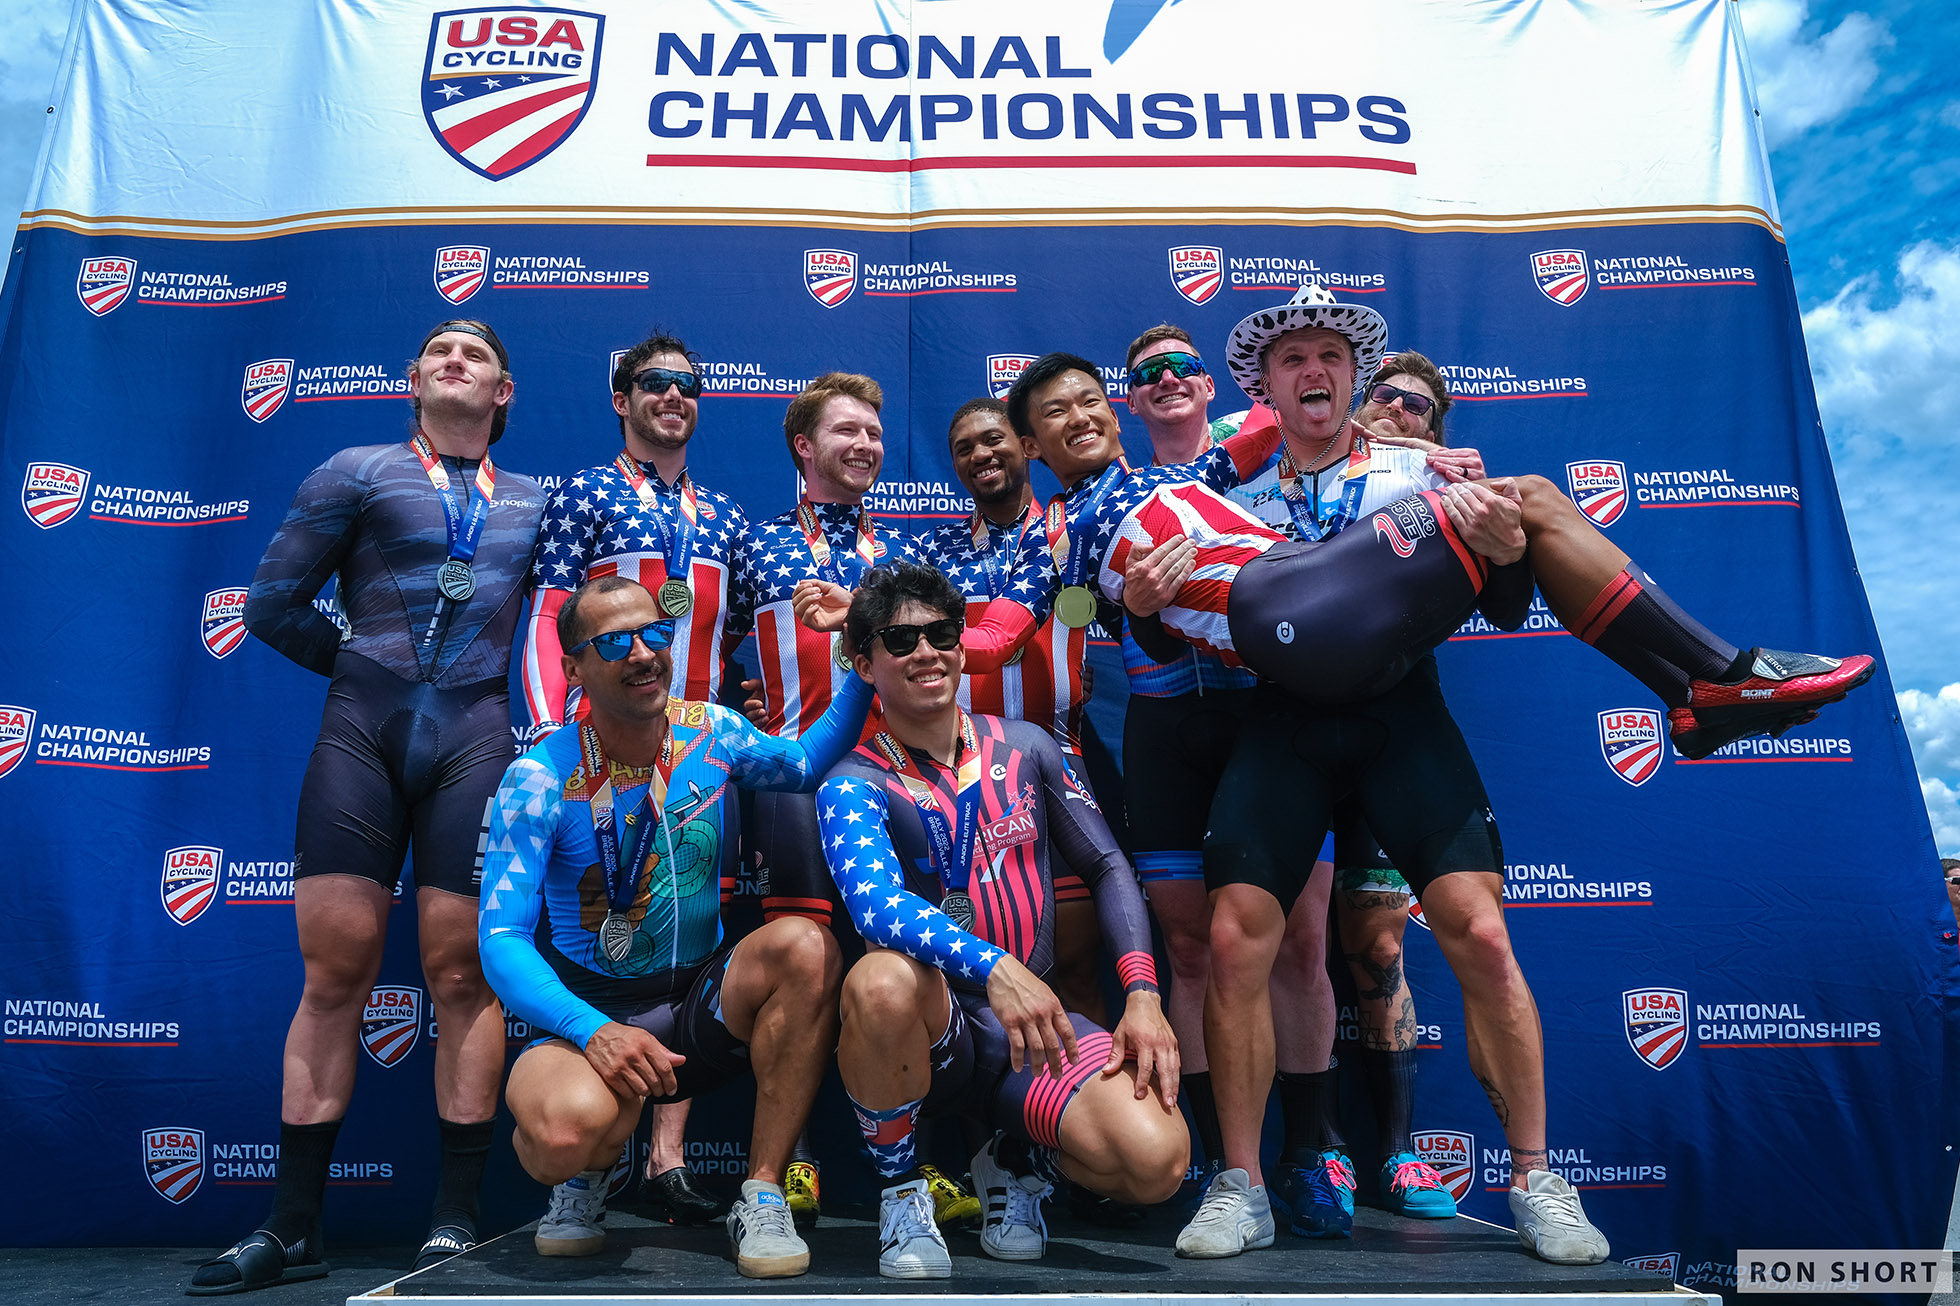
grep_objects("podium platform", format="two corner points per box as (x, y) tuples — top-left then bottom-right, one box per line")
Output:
(355, 1201), (1715, 1306)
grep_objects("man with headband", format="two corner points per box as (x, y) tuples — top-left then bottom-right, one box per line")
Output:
(193, 320), (544, 1294)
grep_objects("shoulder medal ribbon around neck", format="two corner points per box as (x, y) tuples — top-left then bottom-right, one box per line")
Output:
(573, 721), (675, 966)
(871, 712), (986, 931)
(1276, 434), (1372, 543)
(412, 431), (496, 648)
(615, 454), (698, 618)
(1043, 461), (1126, 629)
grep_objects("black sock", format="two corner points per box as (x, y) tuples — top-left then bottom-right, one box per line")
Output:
(1182, 1071), (1225, 1170)
(1277, 1068), (1344, 1167)
(1572, 564), (1739, 709)
(1363, 1049), (1417, 1157)
(264, 1119), (342, 1247)
(791, 1129), (816, 1165)
(429, 1118), (494, 1232)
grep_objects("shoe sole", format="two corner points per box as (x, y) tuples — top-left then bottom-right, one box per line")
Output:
(1670, 702), (1827, 760)
(1689, 656), (1875, 710)
(736, 1251), (811, 1278)
(185, 1263), (329, 1297)
(880, 1259), (953, 1279)
(535, 1234), (606, 1257)
(1176, 1229), (1277, 1259)
(1384, 1200), (1457, 1220)
(1519, 1234), (1611, 1266)
(981, 1238), (1046, 1262)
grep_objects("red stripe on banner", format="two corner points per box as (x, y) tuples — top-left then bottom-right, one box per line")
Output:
(1506, 900), (1655, 907)
(5, 1038), (180, 1046)
(1639, 499), (1800, 509)
(294, 394), (404, 402)
(863, 287), (1019, 297)
(1451, 391), (1589, 402)
(39, 760), (209, 771)
(488, 107), (586, 175)
(444, 81), (590, 152)
(1671, 756), (1855, 765)
(646, 152), (1418, 175)
(87, 513), (249, 526)
(135, 295), (286, 307)
(1699, 1040), (1880, 1047)
(1598, 280), (1757, 289)
(493, 283), (643, 290)
(1235, 283), (1388, 294)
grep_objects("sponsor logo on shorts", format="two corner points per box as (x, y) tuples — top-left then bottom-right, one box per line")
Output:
(1413, 1130), (1473, 1201)
(162, 846), (223, 925)
(144, 1127), (205, 1203)
(805, 248), (858, 307)
(435, 244), (490, 303)
(0, 705), (35, 779)
(201, 588), (250, 659)
(242, 359), (293, 423)
(986, 353), (1037, 400)
(422, 8), (605, 181)
(21, 462), (89, 529)
(1168, 246), (1223, 304)
(360, 986), (425, 1067)
(1531, 249), (1588, 305)
(1599, 709), (1662, 786)
(1626, 1253), (1681, 1280)
(77, 256), (137, 315)
(1372, 498), (1434, 558)
(1566, 461), (1628, 526)
(1624, 987), (1688, 1070)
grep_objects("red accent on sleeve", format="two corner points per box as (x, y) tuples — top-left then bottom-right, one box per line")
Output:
(960, 595), (1040, 673)
(1115, 949), (1159, 993)
(522, 588), (572, 727)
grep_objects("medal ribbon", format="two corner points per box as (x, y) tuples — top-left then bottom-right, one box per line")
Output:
(410, 431), (496, 565)
(575, 722), (674, 915)
(967, 501), (1038, 598)
(796, 500), (878, 587)
(614, 454), (699, 592)
(871, 712), (986, 892)
(1276, 437), (1372, 543)
(1042, 461), (1127, 589)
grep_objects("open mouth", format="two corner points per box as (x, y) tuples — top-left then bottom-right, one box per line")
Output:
(1296, 386), (1335, 420)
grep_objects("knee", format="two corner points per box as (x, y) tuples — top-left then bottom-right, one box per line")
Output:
(1435, 905), (1514, 979)
(1273, 915), (1326, 974)
(517, 1089), (618, 1182)
(1207, 897), (1281, 986)
(1515, 474), (1574, 526)
(1107, 1111), (1190, 1205)
(1361, 929), (1404, 976)
(841, 954), (928, 1032)
(422, 950), (491, 1013)
(1160, 921), (1210, 981)
(766, 917), (842, 997)
(297, 956), (378, 1012)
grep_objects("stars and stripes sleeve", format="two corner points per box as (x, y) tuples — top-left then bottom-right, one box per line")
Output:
(244, 455), (363, 676)
(712, 671), (872, 791)
(817, 773), (1007, 982)
(478, 756), (611, 1048)
(1030, 729), (1158, 996)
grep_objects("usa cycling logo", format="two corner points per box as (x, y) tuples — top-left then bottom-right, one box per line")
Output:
(1169, 246), (1223, 305)
(1566, 461), (1627, 527)
(202, 588), (250, 659)
(242, 359), (293, 423)
(1624, 987), (1688, 1070)
(422, 9), (604, 181)
(77, 256), (137, 315)
(1625, 1254), (1680, 1280)
(434, 245), (490, 303)
(1412, 1130), (1473, 1201)
(1532, 249), (1588, 305)
(161, 846), (222, 926)
(805, 249), (858, 307)
(361, 986), (424, 1067)
(21, 462), (89, 528)
(1599, 708), (1662, 786)
(987, 353), (1037, 400)
(144, 1127), (204, 1204)
(0, 705), (35, 779)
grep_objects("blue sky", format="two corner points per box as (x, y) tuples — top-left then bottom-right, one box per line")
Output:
(2, 1), (1954, 853)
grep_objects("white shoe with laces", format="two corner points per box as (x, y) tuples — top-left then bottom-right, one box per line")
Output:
(727, 1179), (811, 1278)
(1509, 1170), (1610, 1265)
(877, 1178), (952, 1279)
(969, 1135), (1052, 1262)
(535, 1169), (609, 1257)
(1175, 1167), (1275, 1258)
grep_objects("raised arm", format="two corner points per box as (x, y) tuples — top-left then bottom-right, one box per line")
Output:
(714, 671), (873, 791)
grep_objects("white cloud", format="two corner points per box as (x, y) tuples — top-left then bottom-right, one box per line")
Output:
(1900, 685), (1960, 775)
(1802, 240), (1960, 458)
(1738, 0), (1893, 145)
(1922, 776), (1960, 858)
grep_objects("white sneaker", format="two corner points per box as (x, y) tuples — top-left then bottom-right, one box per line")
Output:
(727, 1179), (811, 1278)
(969, 1135), (1051, 1262)
(1175, 1167), (1275, 1259)
(535, 1169), (609, 1257)
(1509, 1170), (1610, 1265)
(878, 1179), (952, 1280)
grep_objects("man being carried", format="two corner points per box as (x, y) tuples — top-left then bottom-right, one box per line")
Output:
(479, 576), (872, 1278)
(816, 563), (1186, 1279)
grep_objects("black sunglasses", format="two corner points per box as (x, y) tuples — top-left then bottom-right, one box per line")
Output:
(1367, 382), (1435, 417)
(632, 367), (703, 398)
(570, 621), (676, 660)
(1128, 350), (1206, 389)
(861, 618), (964, 658)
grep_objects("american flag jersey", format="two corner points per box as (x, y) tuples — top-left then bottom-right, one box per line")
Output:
(521, 459), (748, 724)
(729, 501), (927, 738)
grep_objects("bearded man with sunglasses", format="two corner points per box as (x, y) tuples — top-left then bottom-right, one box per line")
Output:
(815, 563), (1185, 1279)
(480, 576), (874, 1279)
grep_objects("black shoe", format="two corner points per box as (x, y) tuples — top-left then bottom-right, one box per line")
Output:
(642, 1165), (725, 1226)
(186, 1229), (328, 1296)
(412, 1222), (477, 1272)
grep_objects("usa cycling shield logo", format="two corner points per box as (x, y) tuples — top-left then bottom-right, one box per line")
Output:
(361, 986), (425, 1067)
(144, 1127), (205, 1204)
(1532, 249), (1588, 305)
(1412, 1130), (1473, 1201)
(201, 588), (250, 659)
(1624, 1254), (1680, 1280)
(77, 256), (137, 315)
(987, 353), (1037, 399)
(0, 705), (35, 779)
(1566, 461), (1628, 527)
(242, 359), (293, 424)
(1624, 987), (1688, 1070)
(21, 462), (89, 529)
(1406, 898), (1430, 931)
(423, 9), (605, 181)
(1599, 708), (1662, 786)
(434, 245), (491, 303)
(1168, 246), (1223, 304)
(161, 846), (222, 925)
(804, 249), (857, 307)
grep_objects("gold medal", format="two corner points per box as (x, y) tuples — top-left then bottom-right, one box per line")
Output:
(657, 578), (692, 618)
(833, 634), (855, 670)
(1054, 585), (1097, 629)
(1004, 646), (1023, 666)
